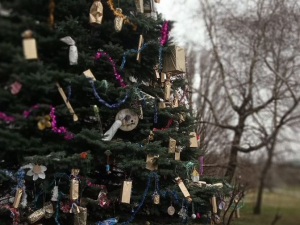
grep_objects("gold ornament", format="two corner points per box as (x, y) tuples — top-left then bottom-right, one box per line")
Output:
(28, 202), (54, 224)
(37, 115), (51, 130)
(13, 188), (22, 208)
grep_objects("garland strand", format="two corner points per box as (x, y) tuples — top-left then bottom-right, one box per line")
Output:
(107, 0), (137, 30)
(0, 112), (15, 122)
(117, 172), (158, 225)
(0, 204), (19, 225)
(50, 107), (74, 140)
(158, 21), (169, 72)
(120, 43), (148, 70)
(89, 79), (128, 108)
(95, 51), (126, 87)
(153, 118), (173, 131)
(23, 104), (39, 118)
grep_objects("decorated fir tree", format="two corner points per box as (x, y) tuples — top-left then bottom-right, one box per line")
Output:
(0, 0), (229, 224)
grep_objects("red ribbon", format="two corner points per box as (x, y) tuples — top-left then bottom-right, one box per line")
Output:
(153, 118), (173, 132)
(0, 204), (20, 225)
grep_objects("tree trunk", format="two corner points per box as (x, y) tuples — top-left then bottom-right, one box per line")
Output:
(225, 128), (243, 182)
(253, 144), (274, 214)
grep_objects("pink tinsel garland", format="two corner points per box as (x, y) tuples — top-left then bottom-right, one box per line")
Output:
(50, 106), (74, 140)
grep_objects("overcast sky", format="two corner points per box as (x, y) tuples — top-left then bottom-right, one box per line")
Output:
(156, 0), (204, 52)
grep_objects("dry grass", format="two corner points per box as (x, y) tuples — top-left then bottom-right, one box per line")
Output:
(230, 187), (300, 225)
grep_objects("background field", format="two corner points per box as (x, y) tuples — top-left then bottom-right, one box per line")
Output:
(230, 187), (300, 225)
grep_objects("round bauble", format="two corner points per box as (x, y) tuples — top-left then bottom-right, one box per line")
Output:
(116, 109), (139, 131)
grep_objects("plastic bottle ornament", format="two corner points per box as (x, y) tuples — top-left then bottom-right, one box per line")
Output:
(114, 8), (124, 32)
(196, 212), (201, 218)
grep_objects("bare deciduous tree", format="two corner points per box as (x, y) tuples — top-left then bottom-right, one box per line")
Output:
(197, 0), (300, 183)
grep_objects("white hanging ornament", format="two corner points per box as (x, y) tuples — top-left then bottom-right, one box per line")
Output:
(60, 36), (78, 65)
(22, 30), (38, 60)
(25, 164), (47, 181)
(114, 8), (124, 32)
(167, 205), (175, 216)
(102, 109), (139, 141)
(51, 185), (59, 201)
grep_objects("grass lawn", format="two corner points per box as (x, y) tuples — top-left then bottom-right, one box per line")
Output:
(230, 188), (300, 225)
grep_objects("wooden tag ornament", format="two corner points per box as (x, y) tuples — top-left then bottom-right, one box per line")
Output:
(56, 83), (78, 121)
(175, 177), (192, 202)
(136, 35), (144, 62)
(22, 30), (38, 60)
(90, 0), (103, 25)
(114, 8), (124, 32)
(121, 180), (132, 204)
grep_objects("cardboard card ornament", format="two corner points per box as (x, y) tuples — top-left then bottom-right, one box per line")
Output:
(83, 69), (96, 81)
(90, 0), (103, 25)
(121, 180), (132, 204)
(164, 80), (171, 101)
(22, 30), (38, 60)
(114, 8), (124, 32)
(175, 177), (192, 202)
(163, 45), (186, 75)
(135, 0), (144, 13)
(136, 35), (144, 62)
(189, 132), (198, 148)
(169, 137), (176, 153)
(146, 154), (159, 171)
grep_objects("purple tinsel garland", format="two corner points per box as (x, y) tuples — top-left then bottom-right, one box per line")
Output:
(160, 20), (169, 46)
(50, 106), (74, 140)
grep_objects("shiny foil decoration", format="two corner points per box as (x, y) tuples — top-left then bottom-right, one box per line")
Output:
(70, 179), (79, 200)
(114, 8), (124, 32)
(74, 205), (87, 225)
(164, 80), (171, 101)
(90, 0), (103, 25)
(153, 194), (160, 204)
(13, 188), (22, 208)
(27, 202), (53, 224)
